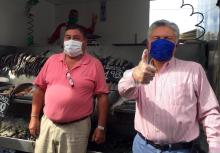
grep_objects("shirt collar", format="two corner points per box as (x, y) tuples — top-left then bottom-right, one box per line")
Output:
(58, 52), (90, 65)
(79, 53), (91, 65)
(167, 56), (176, 66)
(162, 57), (176, 71)
(151, 57), (176, 73)
(58, 52), (65, 62)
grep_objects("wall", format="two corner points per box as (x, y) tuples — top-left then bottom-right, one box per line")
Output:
(198, 0), (219, 40)
(0, 0), (26, 46)
(53, 0), (149, 64)
(0, 0), (55, 47)
(0, 0), (149, 64)
(198, 0), (220, 100)
(55, 0), (149, 44)
(32, 1), (56, 46)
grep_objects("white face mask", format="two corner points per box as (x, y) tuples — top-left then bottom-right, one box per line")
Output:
(64, 40), (83, 57)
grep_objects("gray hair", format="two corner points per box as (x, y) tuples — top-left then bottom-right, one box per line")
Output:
(148, 19), (180, 39)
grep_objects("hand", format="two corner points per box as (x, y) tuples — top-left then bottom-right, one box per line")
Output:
(29, 117), (40, 137)
(92, 13), (98, 25)
(132, 49), (156, 84)
(92, 127), (106, 144)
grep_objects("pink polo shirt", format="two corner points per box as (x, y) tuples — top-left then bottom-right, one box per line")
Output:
(118, 57), (220, 153)
(34, 53), (109, 123)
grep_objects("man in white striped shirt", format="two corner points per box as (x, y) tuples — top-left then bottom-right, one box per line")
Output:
(118, 19), (220, 153)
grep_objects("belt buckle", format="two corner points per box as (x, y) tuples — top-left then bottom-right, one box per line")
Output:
(157, 143), (172, 151)
(153, 143), (166, 150)
(168, 144), (172, 150)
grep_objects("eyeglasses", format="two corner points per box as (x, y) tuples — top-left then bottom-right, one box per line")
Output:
(66, 71), (74, 87)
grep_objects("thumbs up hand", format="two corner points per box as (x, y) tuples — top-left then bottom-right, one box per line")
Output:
(132, 49), (156, 84)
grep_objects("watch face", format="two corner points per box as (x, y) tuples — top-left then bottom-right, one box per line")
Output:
(98, 125), (105, 130)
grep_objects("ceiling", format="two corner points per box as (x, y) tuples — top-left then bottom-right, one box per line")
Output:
(45, 0), (154, 5)
(45, 0), (100, 5)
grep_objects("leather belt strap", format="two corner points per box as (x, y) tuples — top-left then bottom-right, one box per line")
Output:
(52, 115), (90, 125)
(137, 132), (193, 151)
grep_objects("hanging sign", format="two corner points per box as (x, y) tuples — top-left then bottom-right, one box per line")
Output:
(104, 65), (124, 83)
(100, 57), (133, 84)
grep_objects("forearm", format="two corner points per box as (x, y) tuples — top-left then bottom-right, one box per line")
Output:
(118, 69), (139, 99)
(97, 94), (108, 127)
(31, 86), (45, 117)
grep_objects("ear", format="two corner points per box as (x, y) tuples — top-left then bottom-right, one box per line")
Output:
(83, 39), (88, 52)
(83, 38), (87, 44)
(145, 38), (149, 49)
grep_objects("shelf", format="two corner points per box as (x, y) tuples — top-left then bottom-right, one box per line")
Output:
(88, 43), (99, 46)
(112, 43), (145, 46)
(0, 136), (35, 152)
(13, 98), (32, 104)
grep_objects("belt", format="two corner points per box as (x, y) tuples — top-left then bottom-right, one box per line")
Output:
(137, 132), (193, 151)
(52, 115), (90, 125)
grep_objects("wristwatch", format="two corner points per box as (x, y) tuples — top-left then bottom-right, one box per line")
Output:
(97, 125), (105, 131)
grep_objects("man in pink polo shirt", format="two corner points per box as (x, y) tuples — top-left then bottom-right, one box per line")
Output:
(29, 24), (109, 153)
(118, 19), (220, 153)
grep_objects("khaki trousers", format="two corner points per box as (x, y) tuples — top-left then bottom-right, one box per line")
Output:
(34, 115), (91, 153)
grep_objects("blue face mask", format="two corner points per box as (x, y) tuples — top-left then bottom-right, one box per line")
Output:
(150, 39), (175, 61)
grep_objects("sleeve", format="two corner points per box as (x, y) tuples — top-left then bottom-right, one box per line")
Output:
(94, 60), (109, 94)
(48, 23), (67, 44)
(193, 64), (220, 152)
(33, 58), (51, 91)
(77, 24), (94, 34)
(117, 69), (140, 100)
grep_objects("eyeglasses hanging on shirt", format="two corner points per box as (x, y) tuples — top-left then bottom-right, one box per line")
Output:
(66, 71), (74, 87)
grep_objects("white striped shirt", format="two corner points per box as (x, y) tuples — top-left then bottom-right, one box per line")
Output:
(118, 57), (220, 153)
